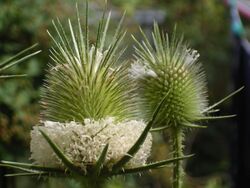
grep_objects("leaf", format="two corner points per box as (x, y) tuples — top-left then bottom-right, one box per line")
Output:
(39, 130), (83, 175)
(5, 172), (50, 177)
(5, 171), (66, 178)
(0, 47), (41, 73)
(0, 74), (27, 78)
(0, 44), (39, 69)
(182, 122), (207, 129)
(93, 144), (109, 177)
(150, 125), (170, 132)
(112, 92), (169, 172)
(0, 161), (64, 173)
(202, 87), (244, 113)
(113, 155), (194, 175)
(195, 114), (236, 121)
(0, 164), (39, 174)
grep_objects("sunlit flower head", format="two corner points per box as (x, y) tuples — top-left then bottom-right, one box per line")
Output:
(30, 117), (152, 172)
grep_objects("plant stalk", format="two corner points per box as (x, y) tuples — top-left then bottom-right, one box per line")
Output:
(172, 127), (184, 188)
(80, 176), (105, 188)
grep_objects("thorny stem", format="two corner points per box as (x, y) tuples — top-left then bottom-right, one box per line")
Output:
(172, 127), (184, 188)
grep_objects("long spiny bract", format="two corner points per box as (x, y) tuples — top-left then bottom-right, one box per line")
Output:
(41, 8), (135, 122)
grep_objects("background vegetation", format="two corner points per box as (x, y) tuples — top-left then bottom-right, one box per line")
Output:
(1, 0), (248, 187)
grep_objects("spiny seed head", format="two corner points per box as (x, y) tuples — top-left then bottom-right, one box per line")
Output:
(131, 24), (208, 127)
(41, 11), (135, 122)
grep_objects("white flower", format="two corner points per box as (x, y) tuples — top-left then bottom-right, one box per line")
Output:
(186, 48), (200, 64)
(129, 61), (157, 79)
(30, 117), (152, 172)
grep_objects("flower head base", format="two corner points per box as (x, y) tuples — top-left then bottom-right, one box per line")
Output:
(30, 118), (152, 172)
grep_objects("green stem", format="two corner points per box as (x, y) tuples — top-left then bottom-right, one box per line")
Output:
(80, 177), (105, 188)
(172, 127), (184, 188)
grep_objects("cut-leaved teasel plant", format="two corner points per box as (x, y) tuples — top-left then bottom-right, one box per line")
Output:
(0, 3), (190, 188)
(131, 23), (243, 188)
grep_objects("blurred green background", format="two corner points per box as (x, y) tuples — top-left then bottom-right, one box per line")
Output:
(0, 0), (248, 187)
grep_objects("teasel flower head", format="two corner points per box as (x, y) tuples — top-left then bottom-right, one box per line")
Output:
(41, 11), (134, 123)
(30, 118), (152, 171)
(131, 25), (209, 128)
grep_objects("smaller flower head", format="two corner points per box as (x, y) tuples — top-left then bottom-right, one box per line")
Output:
(132, 24), (208, 128)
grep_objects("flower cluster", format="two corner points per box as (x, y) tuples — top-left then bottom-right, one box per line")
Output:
(30, 117), (152, 172)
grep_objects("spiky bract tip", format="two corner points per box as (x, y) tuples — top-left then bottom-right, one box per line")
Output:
(131, 24), (208, 128)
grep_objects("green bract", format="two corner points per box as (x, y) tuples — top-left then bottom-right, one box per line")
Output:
(0, 44), (40, 79)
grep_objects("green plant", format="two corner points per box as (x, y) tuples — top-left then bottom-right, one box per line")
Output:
(0, 3), (189, 188)
(131, 24), (242, 188)
(0, 2), (242, 188)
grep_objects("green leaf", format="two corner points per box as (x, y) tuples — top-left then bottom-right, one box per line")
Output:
(93, 144), (109, 177)
(0, 47), (41, 73)
(0, 160), (65, 173)
(5, 172), (50, 177)
(195, 114), (236, 121)
(150, 125), (170, 132)
(202, 87), (244, 113)
(39, 130), (83, 175)
(0, 44), (39, 69)
(112, 92), (169, 172)
(182, 122), (207, 129)
(0, 164), (39, 174)
(0, 74), (27, 78)
(114, 155), (194, 175)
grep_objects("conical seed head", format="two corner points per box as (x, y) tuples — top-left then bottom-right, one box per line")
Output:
(132, 25), (208, 127)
